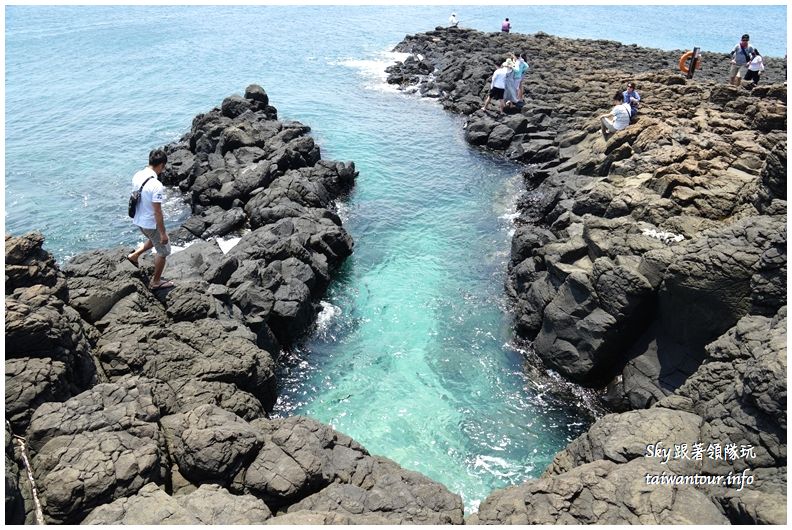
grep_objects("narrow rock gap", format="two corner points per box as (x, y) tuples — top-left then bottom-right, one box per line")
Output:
(8, 422), (45, 525)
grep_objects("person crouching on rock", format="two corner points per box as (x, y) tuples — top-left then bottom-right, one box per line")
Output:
(481, 61), (512, 113)
(127, 148), (174, 290)
(622, 82), (640, 119)
(600, 90), (632, 138)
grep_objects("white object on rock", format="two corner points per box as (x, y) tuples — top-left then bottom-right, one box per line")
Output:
(642, 228), (685, 244)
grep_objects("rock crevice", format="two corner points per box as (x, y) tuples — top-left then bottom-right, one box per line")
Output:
(4, 86), (464, 525)
(387, 27), (786, 525)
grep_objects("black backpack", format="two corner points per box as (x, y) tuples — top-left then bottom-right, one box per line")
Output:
(128, 176), (154, 218)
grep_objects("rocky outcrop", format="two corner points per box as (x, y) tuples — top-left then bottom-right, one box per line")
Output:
(470, 458), (729, 525)
(5, 424), (27, 525)
(389, 28), (786, 525)
(50, 85), (359, 422)
(5, 88), (463, 524)
(82, 483), (273, 525)
(5, 233), (97, 432)
(389, 28), (786, 390)
(22, 377), (462, 524)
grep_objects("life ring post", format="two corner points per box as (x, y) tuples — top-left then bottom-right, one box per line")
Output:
(678, 47), (703, 77)
(687, 46), (701, 79)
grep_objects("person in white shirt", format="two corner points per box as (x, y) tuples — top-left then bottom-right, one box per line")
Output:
(449, 12), (459, 27)
(127, 149), (173, 290)
(481, 62), (512, 113)
(729, 34), (754, 86)
(743, 49), (765, 86)
(600, 91), (632, 137)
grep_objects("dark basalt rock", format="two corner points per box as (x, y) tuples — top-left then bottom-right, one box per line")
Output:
(5, 87), (466, 525)
(160, 404), (263, 484)
(5, 234), (97, 432)
(5, 232), (68, 299)
(5, 425), (26, 525)
(388, 27), (787, 525)
(83, 483), (273, 525)
(24, 376), (465, 524)
(471, 458), (729, 525)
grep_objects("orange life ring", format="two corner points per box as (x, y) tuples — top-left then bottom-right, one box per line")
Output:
(678, 51), (702, 74)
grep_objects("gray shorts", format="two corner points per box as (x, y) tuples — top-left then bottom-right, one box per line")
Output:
(139, 227), (171, 257)
(729, 63), (748, 79)
(601, 116), (618, 133)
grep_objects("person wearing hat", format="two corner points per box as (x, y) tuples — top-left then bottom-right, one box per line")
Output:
(481, 61), (512, 113)
(449, 12), (459, 27)
(729, 34), (755, 86)
(622, 82), (641, 118)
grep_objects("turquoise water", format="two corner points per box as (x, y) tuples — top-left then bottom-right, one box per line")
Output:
(5, 5), (786, 512)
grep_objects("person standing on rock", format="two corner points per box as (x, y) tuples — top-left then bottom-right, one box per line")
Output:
(729, 34), (754, 86)
(503, 56), (520, 108)
(481, 61), (511, 113)
(127, 149), (173, 290)
(600, 90), (632, 137)
(513, 51), (529, 100)
(622, 82), (641, 118)
(501, 18), (511, 33)
(743, 49), (765, 86)
(449, 12), (459, 28)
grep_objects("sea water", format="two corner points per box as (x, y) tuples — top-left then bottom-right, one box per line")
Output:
(5, 5), (786, 512)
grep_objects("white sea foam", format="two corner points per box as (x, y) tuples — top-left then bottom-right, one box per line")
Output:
(334, 201), (351, 224)
(166, 240), (194, 255)
(472, 455), (522, 480)
(334, 50), (412, 93)
(499, 210), (520, 223)
(316, 301), (342, 333)
(217, 236), (241, 254)
(162, 234), (243, 257)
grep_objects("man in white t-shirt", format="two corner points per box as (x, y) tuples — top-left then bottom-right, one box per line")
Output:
(127, 149), (173, 290)
(600, 90), (632, 137)
(448, 12), (459, 27)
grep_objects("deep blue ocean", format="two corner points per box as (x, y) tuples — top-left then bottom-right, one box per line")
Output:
(5, 5), (787, 512)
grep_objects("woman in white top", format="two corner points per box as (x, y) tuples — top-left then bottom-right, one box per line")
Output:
(600, 90), (632, 137)
(744, 49), (765, 86)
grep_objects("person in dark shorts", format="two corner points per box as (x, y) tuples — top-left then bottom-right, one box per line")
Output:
(743, 49), (765, 86)
(501, 18), (511, 32)
(481, 62), (511, 112)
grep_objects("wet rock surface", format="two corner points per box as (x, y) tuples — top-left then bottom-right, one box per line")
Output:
(4, 89), (463, 524)
(389, 27), (786, 525)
